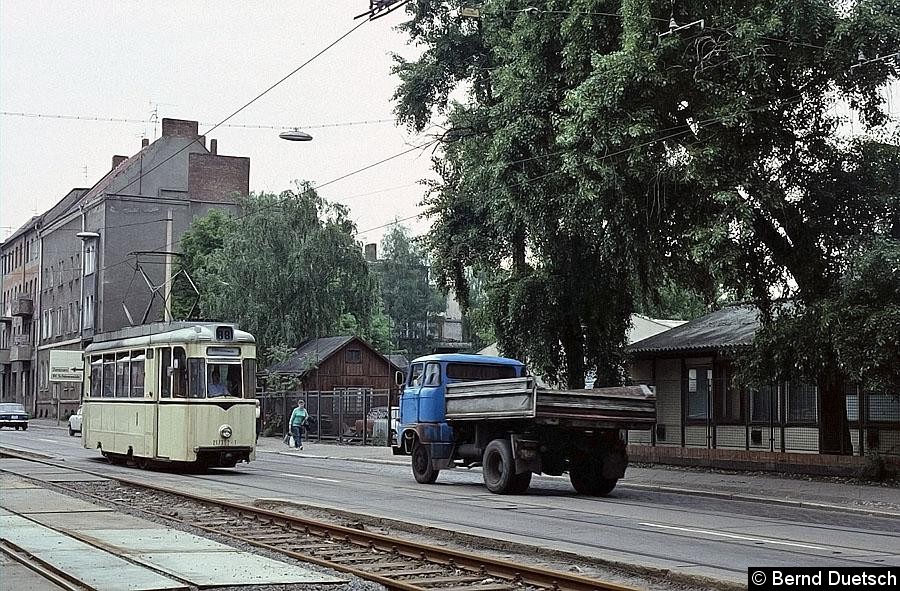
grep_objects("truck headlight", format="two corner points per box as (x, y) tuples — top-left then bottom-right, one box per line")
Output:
(219, 425), (233, 439)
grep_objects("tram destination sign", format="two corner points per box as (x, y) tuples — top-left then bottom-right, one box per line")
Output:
(49, 350), (84, 383)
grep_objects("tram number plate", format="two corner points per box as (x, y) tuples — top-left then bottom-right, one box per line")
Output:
(212, 439), (232, 446)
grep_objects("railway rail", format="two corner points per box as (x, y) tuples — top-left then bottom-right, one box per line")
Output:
(0, 448), (635, 591)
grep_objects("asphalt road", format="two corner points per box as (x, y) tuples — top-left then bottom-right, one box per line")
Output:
(3, 424), (899, 584)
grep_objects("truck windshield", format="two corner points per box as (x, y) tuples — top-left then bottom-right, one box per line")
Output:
(445, 363), (517, 382)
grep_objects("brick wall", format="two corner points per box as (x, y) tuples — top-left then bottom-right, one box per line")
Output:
(161, 118), (199, 137)
(628, 444), (900, 477)
(187, 153), (250, 203)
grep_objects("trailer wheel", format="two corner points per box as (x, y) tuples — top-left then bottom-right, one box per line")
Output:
(569, 460), (617, 496)
(411, 441), (439, 484)
(483, 439), (530, 494)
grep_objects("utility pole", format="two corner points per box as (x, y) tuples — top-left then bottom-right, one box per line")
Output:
(164, 210), (173, 322)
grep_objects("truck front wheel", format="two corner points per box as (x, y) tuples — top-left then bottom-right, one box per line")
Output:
(569, 459), (617, 496)
(482, 439), (531, 494)
(411, 441), (439, 484)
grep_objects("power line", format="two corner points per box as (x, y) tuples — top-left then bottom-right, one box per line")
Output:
(111, 17), (370, 199)
(0, 111), (395, 131)
(96, 139), (440, 275)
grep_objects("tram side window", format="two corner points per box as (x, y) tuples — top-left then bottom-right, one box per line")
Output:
(102, 355), (115, 397)
(90, 358), (102, 398)
(242, 359), (256, 399)
(131, 350), (145, 398)
(115, 352), (130, 397)
(172, 347), (187, 398)
(160, 347), (171, 398)
(189, 358), (206, 398)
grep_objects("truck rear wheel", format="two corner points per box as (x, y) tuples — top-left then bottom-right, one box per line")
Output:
(483, 439), (530, 494)
(569, 459), (617, 496)
(412, 441), (439, 484)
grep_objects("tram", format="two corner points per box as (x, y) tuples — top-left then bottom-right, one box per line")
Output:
(81, 322), (257, 469)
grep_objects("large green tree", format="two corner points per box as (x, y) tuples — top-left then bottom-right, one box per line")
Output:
(181, 186), (382, 364)
(559, 0), (899, 453)
(393, 0), (899, 450)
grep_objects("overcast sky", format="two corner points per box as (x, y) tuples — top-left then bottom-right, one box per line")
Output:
(0, 1), (434, 245)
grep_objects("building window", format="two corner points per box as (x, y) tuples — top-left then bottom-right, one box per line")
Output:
(83, 243), (96, 276)
(55, 308), (63, 337)
(346, 349), (362, 363)
(786, 382), (817, 424)
(750, 384), (780, 424)
(82, 295), (94, 329)
(685, 367), (711, 420)
(715, 369), (743, 424)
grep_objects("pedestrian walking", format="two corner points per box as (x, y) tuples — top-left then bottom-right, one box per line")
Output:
(289, 400), (309, 450)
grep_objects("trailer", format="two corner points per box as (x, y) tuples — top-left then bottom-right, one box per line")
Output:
(394, 354), (655, 495)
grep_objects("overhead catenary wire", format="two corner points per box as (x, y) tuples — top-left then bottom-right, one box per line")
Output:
(3, 16), (372, 257)
(95, 138), (441, 275)
(109, 17), (371, 200)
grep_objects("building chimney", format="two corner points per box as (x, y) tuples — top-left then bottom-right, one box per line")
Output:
(112, 155), (128, 169)
(161, 118), (199, 138)
(141, 138), (149, 148)
(364, 243), (377, 262)
(210, 139), (217, 155)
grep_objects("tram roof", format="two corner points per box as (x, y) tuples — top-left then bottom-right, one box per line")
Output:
(85, 322), (254, 354)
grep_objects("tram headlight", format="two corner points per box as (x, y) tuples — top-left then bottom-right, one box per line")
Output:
(219, 425), (233, 439)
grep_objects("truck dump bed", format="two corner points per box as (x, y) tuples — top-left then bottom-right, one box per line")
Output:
(445, 377), (655, 430)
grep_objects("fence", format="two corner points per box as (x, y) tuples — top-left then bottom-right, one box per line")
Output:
(626, 378), (900, 456)
(257, 389), (394, 446)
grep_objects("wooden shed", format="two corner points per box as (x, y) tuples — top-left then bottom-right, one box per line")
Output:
(266, 335), (400, 394)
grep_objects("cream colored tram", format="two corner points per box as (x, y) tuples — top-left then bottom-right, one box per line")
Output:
(82, 323), (257, 469)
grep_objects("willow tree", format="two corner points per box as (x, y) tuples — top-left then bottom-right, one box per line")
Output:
(183, 186), (381, 364)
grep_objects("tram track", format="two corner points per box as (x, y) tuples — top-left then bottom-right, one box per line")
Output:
(0, 540), (86, 591)
(1, 449), (637, 591)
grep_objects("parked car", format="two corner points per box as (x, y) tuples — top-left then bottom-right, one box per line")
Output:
(0, 403), (28, 430)
(68, 406), (83, 436)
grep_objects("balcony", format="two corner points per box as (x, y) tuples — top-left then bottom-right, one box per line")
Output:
(10, 343), (32, 363)
(11, 335), (32, 362)
(11, 295), (33, 318)
(0, 348), (8, 364)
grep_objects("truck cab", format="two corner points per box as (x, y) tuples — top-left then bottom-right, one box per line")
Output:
(395, 354), (523, 454)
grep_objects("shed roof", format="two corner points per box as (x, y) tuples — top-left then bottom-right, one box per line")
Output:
(626, 305), (760, 356)
(267, 336), (401, 376)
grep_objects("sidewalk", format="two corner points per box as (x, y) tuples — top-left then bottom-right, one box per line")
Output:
(258, 435), (900, 517)
(27, 420), (900, 517)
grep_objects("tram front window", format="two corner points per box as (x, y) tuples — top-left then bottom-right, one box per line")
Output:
(206, 363), (242, 398)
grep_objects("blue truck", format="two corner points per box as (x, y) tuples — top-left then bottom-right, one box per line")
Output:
(393, 354), (655, 495)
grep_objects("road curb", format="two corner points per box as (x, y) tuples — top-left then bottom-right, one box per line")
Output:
(260, 448), (900, 518)
(618, 482), (900, 519)
(0, 445), (56, 461)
